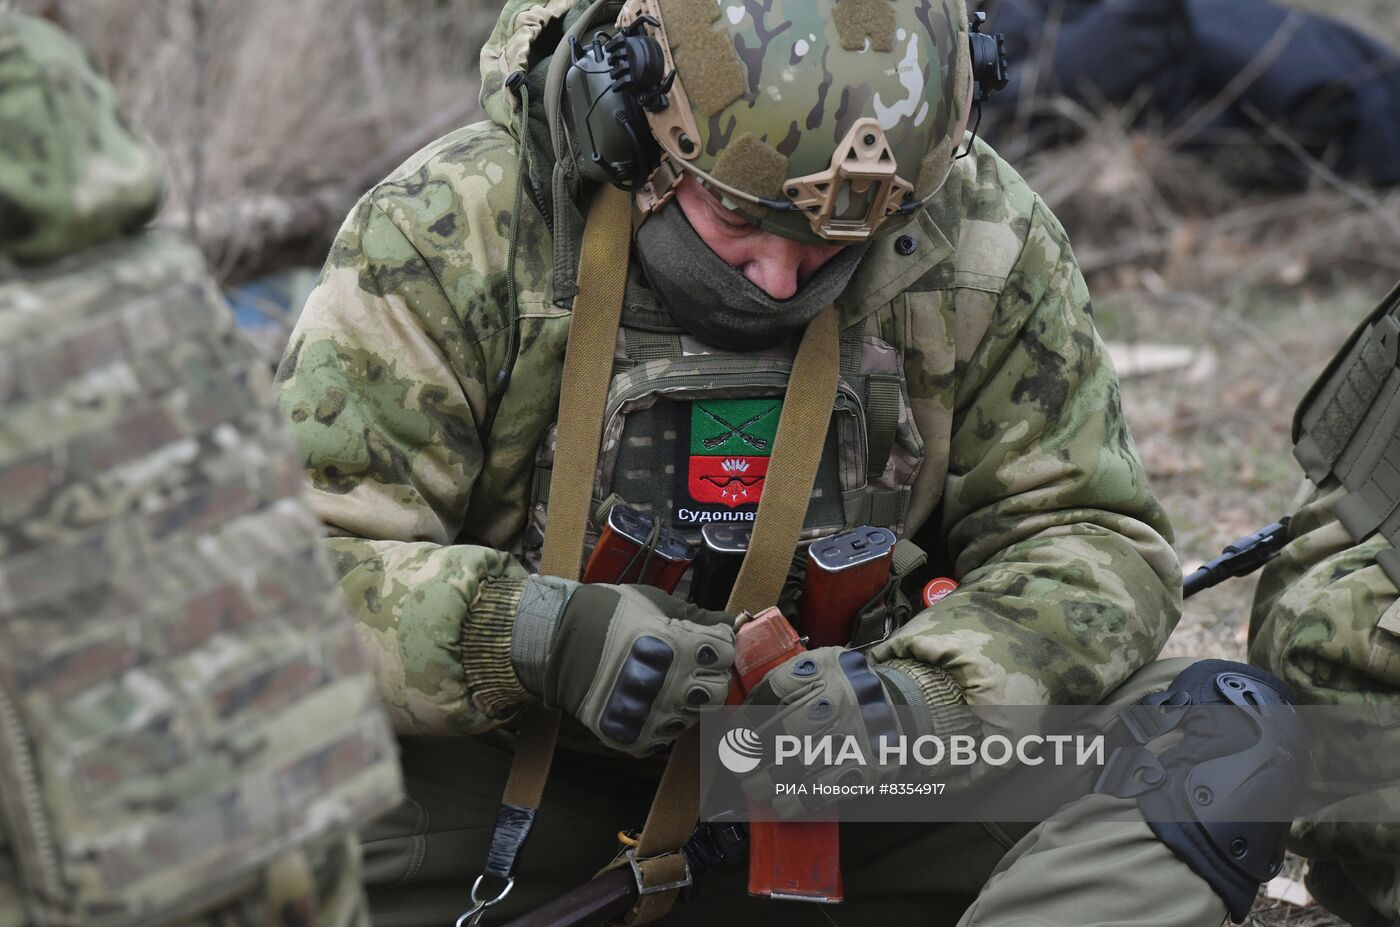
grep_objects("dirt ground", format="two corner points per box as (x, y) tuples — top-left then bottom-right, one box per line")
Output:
(1038, 0), (1400, 666)
(1105, 282), (1377, 666)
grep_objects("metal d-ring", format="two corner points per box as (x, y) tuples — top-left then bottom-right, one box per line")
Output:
(456, 873), (516, 927)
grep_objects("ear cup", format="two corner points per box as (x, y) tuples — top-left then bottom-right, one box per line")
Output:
(957, 12), (1011, 160)
(562, 23), (669, 187)
(969, 13), (1010, 102)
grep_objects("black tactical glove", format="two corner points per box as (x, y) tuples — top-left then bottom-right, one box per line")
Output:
(738, 647), (938, 817)
(511, 575), (736, 757)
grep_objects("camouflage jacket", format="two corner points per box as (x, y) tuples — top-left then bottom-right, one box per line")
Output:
(277, 0), (1182, 737)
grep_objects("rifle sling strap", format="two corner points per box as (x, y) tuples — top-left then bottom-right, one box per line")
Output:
(484, 185), (632, 886)
(489, 180), (839, 924)
(724, 306), (839, 616)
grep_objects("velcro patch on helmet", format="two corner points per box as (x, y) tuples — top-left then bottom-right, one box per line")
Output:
(914, 38), (971, 198)
(711, 133), (790, 202)
(828, 0), (896, 52)
(833, 0), (898, 52)
(658, 0), (745, 116)
(917, 140), (957, 197)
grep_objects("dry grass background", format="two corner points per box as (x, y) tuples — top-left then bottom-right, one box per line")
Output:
(14, 0), (499, 276)
(15, 1), (1400, 923)
(40, 0), (494, 200)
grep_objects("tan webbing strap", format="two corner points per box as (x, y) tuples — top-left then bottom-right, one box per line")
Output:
(500, 702), (566, 809)
(480, 186), (633, 902)
(541, 184), (635, 579)
(726, 306), (840, 614)
(262, 849), (317, 926)
(612, 306), (841, 925)
(615, 726), (704, 925)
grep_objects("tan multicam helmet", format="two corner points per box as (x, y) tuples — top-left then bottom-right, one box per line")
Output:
(618, 0), (973, 244)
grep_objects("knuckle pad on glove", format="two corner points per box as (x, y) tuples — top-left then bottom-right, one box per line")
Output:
(598, 634), (674, 745)
(684, 628), (735, 671)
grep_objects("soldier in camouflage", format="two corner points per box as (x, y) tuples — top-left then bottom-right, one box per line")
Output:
(1251, 281), (1400, 927)
(0, 13), (402, 926)
(276, 0), (1294, 923)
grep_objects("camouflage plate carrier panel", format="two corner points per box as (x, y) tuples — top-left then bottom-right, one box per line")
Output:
(1294, 280), (1400, 578)
(0, 233), (403, 926)
(1252, 280), (1400, 925)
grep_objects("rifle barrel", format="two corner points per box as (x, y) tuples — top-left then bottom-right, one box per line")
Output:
(1182, 566), (1216, 599)
(1181, 518), (1291, 600)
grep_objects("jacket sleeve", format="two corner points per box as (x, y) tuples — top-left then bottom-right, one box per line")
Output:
(276, 195), (531, 736)
(875, 196), (1181, 706)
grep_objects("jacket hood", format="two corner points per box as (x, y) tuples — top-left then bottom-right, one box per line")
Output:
(478, 0), (623, 309)
(0, 13), (164, 264)
(480, 0), (582, 143)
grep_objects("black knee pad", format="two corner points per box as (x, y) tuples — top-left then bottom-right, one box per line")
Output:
(1095, 660), (1309, 922)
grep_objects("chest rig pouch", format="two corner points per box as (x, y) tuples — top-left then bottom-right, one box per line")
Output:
(523, 309), (927, 583)
(1294, 281), (1400, 586)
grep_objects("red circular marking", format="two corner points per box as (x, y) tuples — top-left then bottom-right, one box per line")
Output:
(922, 577), (959, 607)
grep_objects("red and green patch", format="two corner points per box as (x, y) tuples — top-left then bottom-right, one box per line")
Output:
(679, 398), (780, 515)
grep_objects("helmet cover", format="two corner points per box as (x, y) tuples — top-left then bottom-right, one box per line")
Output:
(619, 0), (972, 243)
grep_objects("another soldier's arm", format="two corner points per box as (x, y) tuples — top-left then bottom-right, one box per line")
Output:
(874, 197), (1180, 706)
(278, 196), (532, 736)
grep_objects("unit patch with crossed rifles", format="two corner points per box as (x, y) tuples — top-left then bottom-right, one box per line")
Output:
(675, 398), (781, 525)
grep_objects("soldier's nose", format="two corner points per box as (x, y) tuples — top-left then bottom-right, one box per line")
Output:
(742, 261), (801, 300)
(741, 240), (805, 299)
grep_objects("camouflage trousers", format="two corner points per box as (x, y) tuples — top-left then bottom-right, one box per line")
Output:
(362, 658), (1230, 927)
(1251, 478), (1400, 927)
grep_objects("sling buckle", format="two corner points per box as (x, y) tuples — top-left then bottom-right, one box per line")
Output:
(625, 847), (693, 896)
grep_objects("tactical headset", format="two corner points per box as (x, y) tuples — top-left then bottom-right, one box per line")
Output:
(564, 12), (1010, 190)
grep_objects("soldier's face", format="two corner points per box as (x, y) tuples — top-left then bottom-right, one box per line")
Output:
(674, 177), (846, 300)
